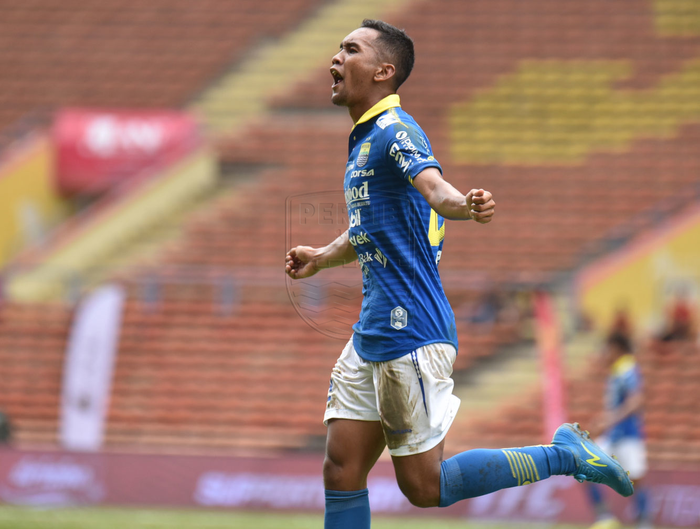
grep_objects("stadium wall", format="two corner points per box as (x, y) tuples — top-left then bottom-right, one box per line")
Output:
(577, 203), (700, 333)
(0, 449), (697, 527)
(0, 134), (72, 268)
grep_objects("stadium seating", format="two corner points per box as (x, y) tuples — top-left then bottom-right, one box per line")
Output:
(0, 301), (70, 444)
(446, 343), (700, 466)
(0, 0), (325, 134)
(0, 0), (699, 464)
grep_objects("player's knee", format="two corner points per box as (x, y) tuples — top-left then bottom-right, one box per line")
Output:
(323, 454), (343, 488)
(397, 478), (440, 508)
(323, 454), (364, 490)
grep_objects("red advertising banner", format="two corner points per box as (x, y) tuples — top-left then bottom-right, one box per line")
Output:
(0, 449), (697, 526)
(53, 109), (201, 196)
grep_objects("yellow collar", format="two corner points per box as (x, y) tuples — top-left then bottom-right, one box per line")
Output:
(352, 94), (401, 130)
(611, 353), (636, 376)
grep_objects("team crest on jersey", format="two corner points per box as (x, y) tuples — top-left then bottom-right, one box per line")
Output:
(357, 142), (371, 167)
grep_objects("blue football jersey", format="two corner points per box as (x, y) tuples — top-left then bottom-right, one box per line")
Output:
(606, 354), (644, 442)
(344, 95), (458, 362)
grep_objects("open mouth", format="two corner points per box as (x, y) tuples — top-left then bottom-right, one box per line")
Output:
(331, 69), (344, 87)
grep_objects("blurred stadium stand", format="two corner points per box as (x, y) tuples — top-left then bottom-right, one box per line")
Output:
(0, 0), (326, 132)
(0, 0), (699, 480)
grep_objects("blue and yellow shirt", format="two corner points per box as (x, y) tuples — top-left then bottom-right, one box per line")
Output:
(606, 353), (644, 442)
(345, 95), (458, 361)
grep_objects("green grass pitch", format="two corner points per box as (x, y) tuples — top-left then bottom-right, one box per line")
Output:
(0, 506), (591, 529)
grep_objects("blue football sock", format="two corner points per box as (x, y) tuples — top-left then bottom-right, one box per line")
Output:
(588, 482), (604, 506)
(587, 483), (610, 518)
(439, 445), (576, 507)
(635, 487), (649, 521)
(324, 489), (370, 529)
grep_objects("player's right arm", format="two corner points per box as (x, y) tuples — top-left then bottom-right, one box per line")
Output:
(285, 230), (358, 280)
(413, 167), (495, 223)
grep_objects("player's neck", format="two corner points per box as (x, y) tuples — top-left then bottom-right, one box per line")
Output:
(348, 91), (395, 124)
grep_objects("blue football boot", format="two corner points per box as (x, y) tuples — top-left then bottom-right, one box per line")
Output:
(552, 422), (634, 497)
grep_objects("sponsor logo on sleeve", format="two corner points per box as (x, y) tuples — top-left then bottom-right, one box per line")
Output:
(395, 130), (422, 158)
(377, 114), (400, 129)
(389, 142), (412, 173)
(389, 127), (435, 174)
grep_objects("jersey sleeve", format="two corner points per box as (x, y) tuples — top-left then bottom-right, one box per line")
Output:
(384, 121), (442, 184)
(623, 366), (642, 394)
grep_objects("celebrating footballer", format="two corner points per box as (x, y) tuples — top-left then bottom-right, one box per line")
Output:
(285, 19), (634, 529)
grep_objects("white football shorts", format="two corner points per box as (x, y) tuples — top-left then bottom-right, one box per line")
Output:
(324, 336), (461, 457)
(596, 435), (648, 480)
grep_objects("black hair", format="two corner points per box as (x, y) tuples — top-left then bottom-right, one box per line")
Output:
(361, 19), (415, 90)
(607, 332), (632, 354)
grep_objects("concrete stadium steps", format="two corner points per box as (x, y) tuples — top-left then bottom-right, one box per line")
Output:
(5, 147), (217, 303)
(71, 179), (248, 293)
(165, 115), (349, 271)
(448, 330), (596, 441)
(452, 343), (541, 416)
(191, 0), (414, 134)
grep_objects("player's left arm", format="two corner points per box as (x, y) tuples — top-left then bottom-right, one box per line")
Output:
(598, 389), (643, 432)
(599, 367), (644, 432)
(412, 167), (495, 223)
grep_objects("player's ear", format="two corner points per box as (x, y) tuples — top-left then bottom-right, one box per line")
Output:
(374, 63), (396, 84)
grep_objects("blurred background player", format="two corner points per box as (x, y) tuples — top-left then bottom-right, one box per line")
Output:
(588, 333), (651, 529)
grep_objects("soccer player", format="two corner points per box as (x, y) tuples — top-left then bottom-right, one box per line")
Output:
(285, 19), (634, 529)
(588, 334), (651, 529)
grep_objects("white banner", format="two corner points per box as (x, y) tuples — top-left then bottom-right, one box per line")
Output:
(59, 284), (125, 451)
